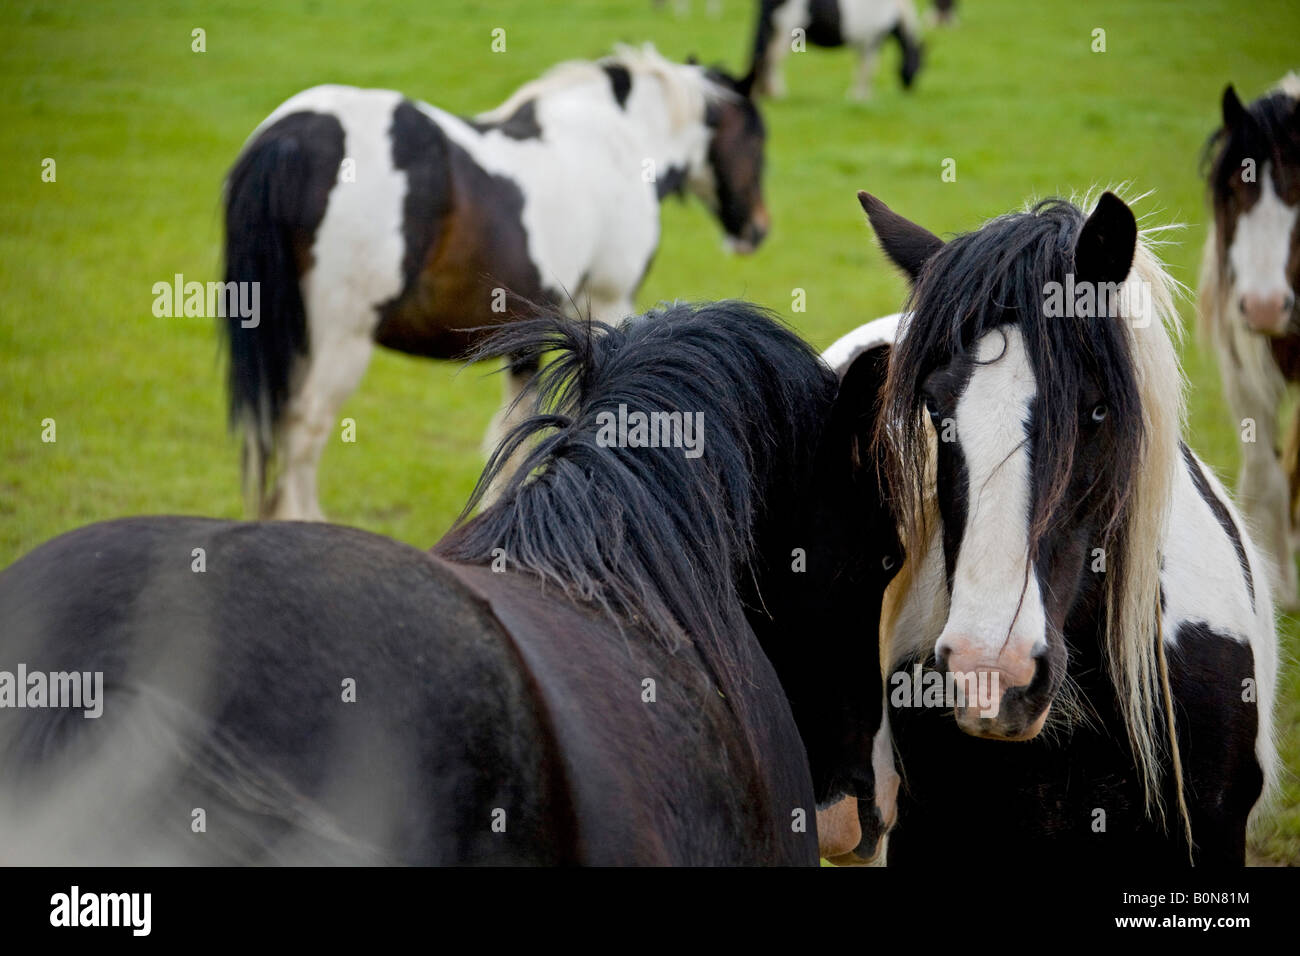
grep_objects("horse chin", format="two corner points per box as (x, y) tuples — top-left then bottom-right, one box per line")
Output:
(955, 702), (1051, 741)
(1241, 314), (1293, 338)
(825, 840), (884, 866)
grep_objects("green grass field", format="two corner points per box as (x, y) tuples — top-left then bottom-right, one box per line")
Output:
(1, 0), (1298, 863)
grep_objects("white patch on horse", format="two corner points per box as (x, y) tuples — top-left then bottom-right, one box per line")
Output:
(1162, 456), (1258, 646)
(934, 327), (1048, 666)
(821, 312), (903, 374)
(1228, 163), (1299, 334)
(839, 0), (915, 43)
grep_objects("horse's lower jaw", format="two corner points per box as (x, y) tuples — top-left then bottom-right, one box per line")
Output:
(954, 703), (1051, 741)
(724, 236), (757, 255)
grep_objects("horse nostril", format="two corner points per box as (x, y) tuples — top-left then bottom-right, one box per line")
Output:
(1239, 296), (1248, 315)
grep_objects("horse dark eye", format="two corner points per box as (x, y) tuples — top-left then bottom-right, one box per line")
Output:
(1090, 404), (1107, 423)
(924, 397), (941, 423)
(882, 555), (896, 571)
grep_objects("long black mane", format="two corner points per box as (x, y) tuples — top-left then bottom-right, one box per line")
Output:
(878, 199), (1145, 573)
(436, 301), (838, 695)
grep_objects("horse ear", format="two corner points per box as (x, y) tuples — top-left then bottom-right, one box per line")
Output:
(1221, 84), (1248, 131)
(1075, 191), (1137, 286)
(857, 191), (944, 284)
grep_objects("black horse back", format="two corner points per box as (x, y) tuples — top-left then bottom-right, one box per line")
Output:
(0, 517), (570, 864)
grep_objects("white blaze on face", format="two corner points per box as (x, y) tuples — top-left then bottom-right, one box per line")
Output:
(935, 327), (1048, 679)
(1229, 163), (1298, 334)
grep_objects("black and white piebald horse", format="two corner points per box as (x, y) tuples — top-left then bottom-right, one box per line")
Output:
(749, 0), (923, 100)
(0, 302), (901, 865)
(828, 190), (1277, 864)
(1198, 73), (1300, 609)
(223, 45), (769, 520)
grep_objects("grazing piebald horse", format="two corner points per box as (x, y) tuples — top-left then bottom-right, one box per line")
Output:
(1198, 73), (1300, 609)
(749, 0), (923, 100)
(223, 45), (769, 520)
(0, 302), (901, 865)
(842, 190), (1277, 864)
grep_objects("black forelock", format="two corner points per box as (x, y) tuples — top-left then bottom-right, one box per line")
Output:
(1204, 89), (1300, 198)
(436, 301), (837, 694)
(880, 199), (1145, 563)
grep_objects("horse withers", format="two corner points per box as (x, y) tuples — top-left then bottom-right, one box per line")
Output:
(844, 190), (1277, 864)
(0, 302), (900, 865)
(222, 45), (770, 521)
(1198, 73), (1300, 609)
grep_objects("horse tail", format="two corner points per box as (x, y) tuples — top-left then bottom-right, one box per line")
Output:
(221, 125), (315, 517)
(891, 1), (924, 89)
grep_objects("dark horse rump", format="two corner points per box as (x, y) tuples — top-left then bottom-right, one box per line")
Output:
(0, 517), (812, 865)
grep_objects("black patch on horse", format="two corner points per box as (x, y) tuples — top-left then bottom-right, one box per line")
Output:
(921, 355), (974, 590)
(602, 64), (632, 108)
(385, 100), (454, 315)
(469, 99), (543, 140)
(1166, 621), (1263, 863)
(655, 164), (688, 200)
(805, 0), (846, 47)
(891, 22), (923, 88)
(1180, 442), (1255, 609)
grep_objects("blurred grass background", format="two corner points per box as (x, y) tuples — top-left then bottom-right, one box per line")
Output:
(0, 0), (1297, 862)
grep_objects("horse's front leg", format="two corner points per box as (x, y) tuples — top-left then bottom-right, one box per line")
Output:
(850, 44), (881, 101)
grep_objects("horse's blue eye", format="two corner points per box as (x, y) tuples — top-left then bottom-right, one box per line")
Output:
(1091, 404), (1108, 423)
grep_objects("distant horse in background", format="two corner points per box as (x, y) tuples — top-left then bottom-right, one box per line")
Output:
(1198, 73), (1300, 609)
(0, 302), (902, 865)
(749, 0), (923, 100)
(222, 45), (770, 520)
(858, 190), (1276, 864)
